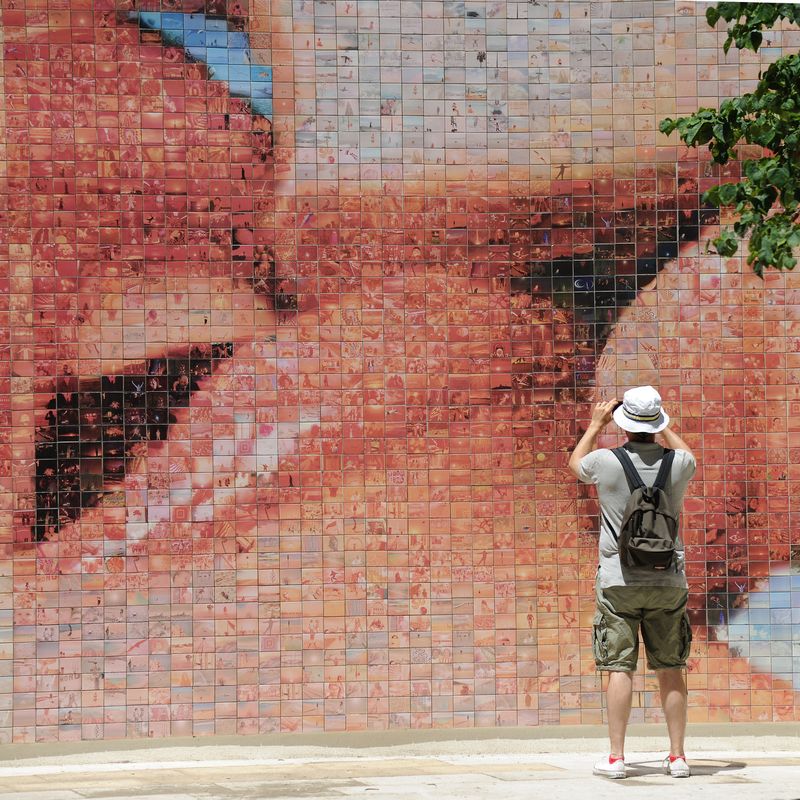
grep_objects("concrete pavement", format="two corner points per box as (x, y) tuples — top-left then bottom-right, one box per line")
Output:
(0, 725), (798, 800)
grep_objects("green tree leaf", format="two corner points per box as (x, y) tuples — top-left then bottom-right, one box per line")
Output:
(717, 183), (739, 205)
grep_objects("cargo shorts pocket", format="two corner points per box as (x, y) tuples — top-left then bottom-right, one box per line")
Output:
(593, 611), (609, 665)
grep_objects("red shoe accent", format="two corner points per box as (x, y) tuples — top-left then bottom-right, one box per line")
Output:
(668, 755), (686, 762)
(609, 755), (625, 764)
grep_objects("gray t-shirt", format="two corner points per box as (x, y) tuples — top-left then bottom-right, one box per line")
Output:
(579, 442), (696, 589)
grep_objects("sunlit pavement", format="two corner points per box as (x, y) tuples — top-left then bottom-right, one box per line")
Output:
(0, 727), (798, 800)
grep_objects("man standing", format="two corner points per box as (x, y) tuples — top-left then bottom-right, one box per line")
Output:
(569, 387), (696, 779)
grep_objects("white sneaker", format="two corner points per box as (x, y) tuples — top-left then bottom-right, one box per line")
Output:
(593, 755), (626, 779)
(663, 755), (691, 777)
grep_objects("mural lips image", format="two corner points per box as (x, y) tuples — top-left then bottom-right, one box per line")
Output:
(1, 0), (798, 742)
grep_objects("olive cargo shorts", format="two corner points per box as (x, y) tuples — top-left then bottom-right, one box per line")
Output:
(593, 582), (692, 672)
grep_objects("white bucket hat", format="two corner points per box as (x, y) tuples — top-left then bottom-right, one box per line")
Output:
(613, 385), (670, 433)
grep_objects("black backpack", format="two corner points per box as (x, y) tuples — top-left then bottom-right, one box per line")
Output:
(607, 447), (678, 570)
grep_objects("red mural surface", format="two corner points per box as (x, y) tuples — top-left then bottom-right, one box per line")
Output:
(0, 0), (799, 742)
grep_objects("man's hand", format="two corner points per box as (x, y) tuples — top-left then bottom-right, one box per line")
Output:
(568, 398), (619, 478)
(590, 399), (619, 430)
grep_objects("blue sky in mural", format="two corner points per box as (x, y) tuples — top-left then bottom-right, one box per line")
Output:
(132, 12), (273, 119)
(719, 570), (800, 690)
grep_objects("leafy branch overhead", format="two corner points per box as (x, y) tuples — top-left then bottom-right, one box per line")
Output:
(659, 3), (800, 276)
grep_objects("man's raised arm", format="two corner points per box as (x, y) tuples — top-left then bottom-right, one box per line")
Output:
(568, 399), (619, 478)
(659, 426), (694, 460)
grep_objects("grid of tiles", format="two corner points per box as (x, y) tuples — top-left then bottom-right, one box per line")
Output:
(1, 1), (799, 742)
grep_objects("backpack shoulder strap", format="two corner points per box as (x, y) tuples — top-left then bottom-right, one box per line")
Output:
(653, 448), (675, 491)
(601, 511), (618, 543)
(611, 447), (646, 492)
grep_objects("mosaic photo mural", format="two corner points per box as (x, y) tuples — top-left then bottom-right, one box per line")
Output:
(1, 0), (799, 742)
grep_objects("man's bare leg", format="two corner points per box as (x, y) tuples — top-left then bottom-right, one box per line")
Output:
(607, 670), (634, 757)
(657, 668), (688, 756)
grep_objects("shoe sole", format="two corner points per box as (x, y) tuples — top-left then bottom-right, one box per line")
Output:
(593, 770), (626, 779)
